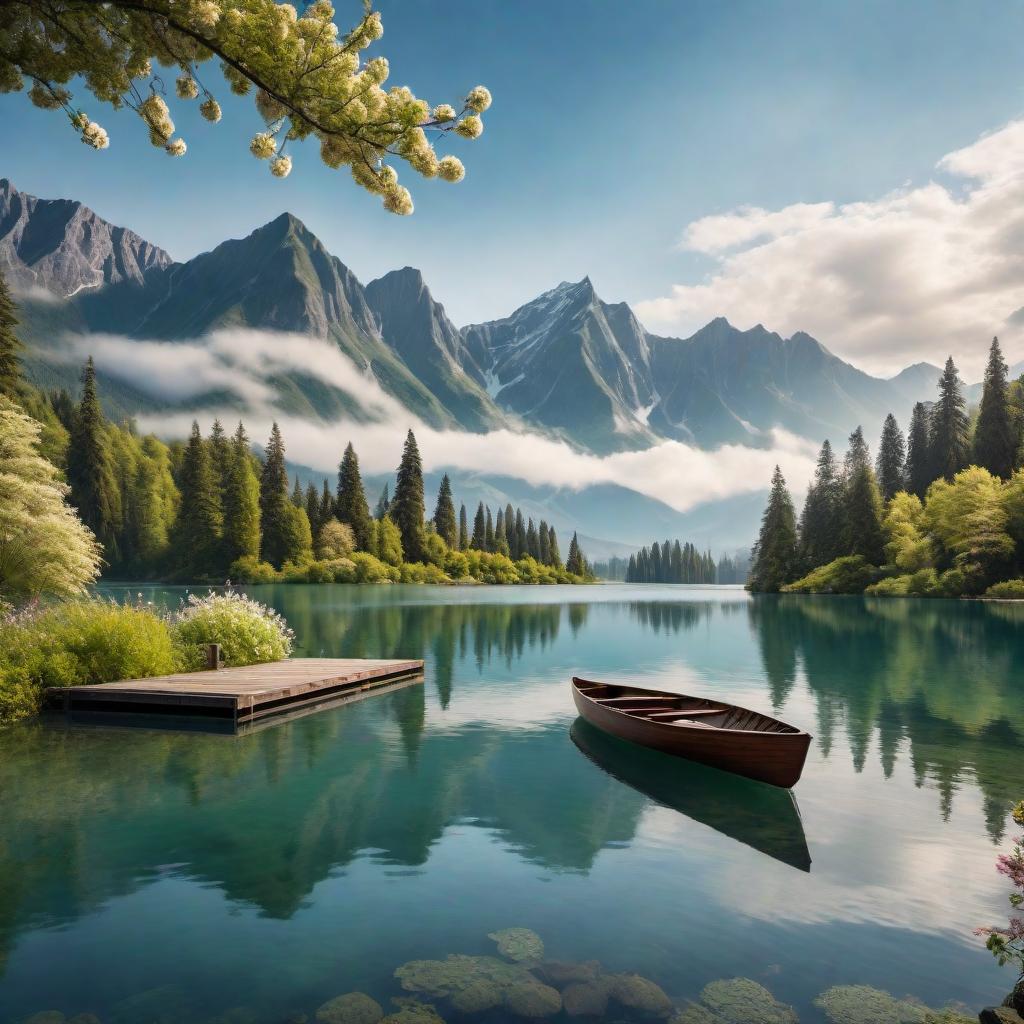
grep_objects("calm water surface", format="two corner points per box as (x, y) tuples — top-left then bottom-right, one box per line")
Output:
(2, 585), (1023, 1022)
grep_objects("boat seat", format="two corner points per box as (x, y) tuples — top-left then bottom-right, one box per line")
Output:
(595, 696), (672, 704)
(673, 708), (725, 717)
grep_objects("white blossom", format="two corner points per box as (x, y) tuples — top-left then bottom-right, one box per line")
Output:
(465, 86), (492, 113)
(81, 120), (109, 149)
(382, 184), (413, 215)
(432, 104), (456, 123)
(249, 132), (277, 159)
(199, 96), (222, 122)
(455, 114), (483, 139)
(437, 155), (465, 182)
(270, 154), (292, 177)
(176, 74), (199, 100)
(165, 137), (187, 156)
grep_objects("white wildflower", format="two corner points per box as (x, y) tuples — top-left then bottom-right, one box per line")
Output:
(437, 155), (465, 183)
(270, 154), (292, 177)
(176, 75), (199, 100)
(81, 120), (109, 149)
(431, 103), (456, 123)
(249, 132), (277, 159)
(191, 0), (221, 28)
(455, 114), (483, 139)
(363, 10), (383, 40)
(199, 96), (222, 122)
(465, 85), (492, 113)
(165, 137), (187, 156)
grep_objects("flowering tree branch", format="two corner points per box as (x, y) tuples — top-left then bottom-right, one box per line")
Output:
(977, 801), (1024, 982)
(0, 0), (491, 213)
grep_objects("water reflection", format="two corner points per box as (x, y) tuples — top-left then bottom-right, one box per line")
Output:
(2, 585), (1023, 1019)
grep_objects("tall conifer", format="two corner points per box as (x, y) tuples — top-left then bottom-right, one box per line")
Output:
(538, 518), (551, 564)
(748, 466), (799, 592)
(842, 426), (885, 564)
(484, 507), (495, 551)
(526, 518), (540, 559)
(67, 357), (121, 559)
(259, 422), (291, 567)
(798, 440), (843, 571)
(305, 482), (319, 530)
(320, 479), (333, 530)
(973, 336), (1017, 479)
(471, 502), (486, 549)
(458, 503), (469, 550)
(566, 532), (586, 575)
(432, 474), (458, 548)
(906, 402), (932, 498)
(876, 414), (906, 500)
(176, 421), (223, 574)
(208, 419), (231, 491)
(548, 524), (561, 567)
(374, 484), (390, 520)
(0, 268), (24, 398)
(930, 356), (970, 481)
(222, 422), (261, 566)
(336, 441), (373, 550)
(391, 429), (425, 562)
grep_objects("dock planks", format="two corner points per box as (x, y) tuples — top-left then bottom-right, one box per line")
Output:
(46, 657), (425, 724)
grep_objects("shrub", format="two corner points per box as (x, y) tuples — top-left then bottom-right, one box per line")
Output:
(984, 578), (1024, 599)
(172, 592), (294, 668)
(782, 555), (880, 594)
(867, 568), (941, 597)
(444, 550), (470, 578)
(315, 520), (355, 560)
(400, 561), (450, 584)
(229, 555), (279, 584)
(349, 551), (400, 583)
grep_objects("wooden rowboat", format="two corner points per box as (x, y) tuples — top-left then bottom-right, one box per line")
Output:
(571, 676), (811, 788)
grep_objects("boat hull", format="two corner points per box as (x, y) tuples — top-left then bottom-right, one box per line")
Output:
(571, 680), (811, 789)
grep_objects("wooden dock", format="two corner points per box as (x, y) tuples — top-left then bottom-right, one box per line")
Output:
(46, 657), (425, 725)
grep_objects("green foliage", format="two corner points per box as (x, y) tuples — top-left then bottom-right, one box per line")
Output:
(229, 555), (279, 584)
(349, 551), (401, 583)
(565, 532), (586, 575)
(748, 466), (799, 593)
(0, 397), (102, 599)
(421, 529), (448, 568)
(259, 422), (292, 568)
(432, 474), (458, 548)
(842, 427), (886, 564)
(799, 440), (844, 570)
(391, 429), (426, 562)
(66, 358), (122, 559)
(930, 356), (971, 481)
(400, 561), (450, 584)
(876, 413), (906, 500)
(906, 401), (933, 498)
(336, 441), (373, 550)
(984, 578), (1024, 599)
(222, 423), (261, 566)
(172, 591), (294, 668)
(783, 555), (881, 595)
(865, 568), (941, 597)
(174, 421), (223, 576)
(376, 515), (404, 567)
(316, 519), (356, 560)
(973, 337), (1018, 479)
(882, 492), (932, 572)
(0, 268), (24, 399)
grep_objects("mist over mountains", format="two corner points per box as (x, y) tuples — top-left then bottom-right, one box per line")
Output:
(0, 178), (984, 553)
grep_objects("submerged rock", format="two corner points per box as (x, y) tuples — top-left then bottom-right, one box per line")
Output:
(609, 974), (674, 1019)
(503, 980), (562, 1018)
(488, 928), (545, 964)
(395, 954), (524, 1000)
(315, 994), (383, 1024)
(815, 985), (927, 1024)
(534, 961), (602, 987)
(449, 982), (503, 1015)
(668, 1007), (719, 1024)
(561, 979), (612, 1017)
(379, 1000), (444, 1024)
(698, 977), (798, 1024)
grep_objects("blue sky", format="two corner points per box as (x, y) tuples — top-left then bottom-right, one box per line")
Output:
(6, 0), (1024, 362)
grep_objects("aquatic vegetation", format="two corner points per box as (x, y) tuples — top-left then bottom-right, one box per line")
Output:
(395, 953), (526, 1000)
(814, 985), (928, 1024)
(489, 927), (545, 963)
(561, 978), (612, 1017)
(534, 961), (603, 985)
(670, 978), (798, 1024)
(449, 981), (503, 1014)
(669, 1007), (720, 1024)
(379, 998), (445, 1024)
(315, 993), (384, 1024)
(609, 973), (675, 1019)
(503, 979), (562, 1017)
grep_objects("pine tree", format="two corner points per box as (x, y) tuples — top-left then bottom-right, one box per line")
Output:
(876, 414), (906, 500)
(906, 402), (932, 498)
(458, 503), (469, 549)
(515, 509), (527, 558)
(671, 540), (683, 583)
(305, 482), (319, 530)
(626, 553), (637, 582)
(222, 422), (261, 566)
(930, 356), (970, 481)
(504, 503), (515, 550)
(747, 466), (799, 593)
(0, 268), (24, 398)
(432, 474), (458, 548)
(336, 442), (373, 550)
(484, 506), (495, 551)
(842, 426), (885, 564)
(374, 483), (390, 520)
(566, 532), (586, 575)
(538, 518), (551, 564)
(526, 518), (540, 559)
(798, 443), (840, 572)
(471, 502), (486, 549)
(320, 478), (333, 530)
(493, 508), (510, 555)
(66, 357), (122, 560)
(291, 475), (304, 507)
(547, 524), (561, 567)
(259, 422), (292, 567)
(176, 421), (223, 574)
(973, 336), (1017, 479)
(391, 429), (425, 562)
(208, 419), (231, 491)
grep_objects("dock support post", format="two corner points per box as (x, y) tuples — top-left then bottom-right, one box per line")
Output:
(204, 644), (222, 670)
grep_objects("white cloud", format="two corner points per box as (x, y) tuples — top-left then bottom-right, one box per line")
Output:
(638, 119), (1024, 377)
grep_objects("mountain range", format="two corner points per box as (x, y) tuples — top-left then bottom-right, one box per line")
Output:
(0, 178), (994, 553)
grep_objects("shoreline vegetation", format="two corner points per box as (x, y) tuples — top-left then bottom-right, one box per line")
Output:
(748, 337), (1024, 601)
(0, 270), (596, 598)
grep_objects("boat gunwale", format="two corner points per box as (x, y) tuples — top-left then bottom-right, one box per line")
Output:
(571, 676), (809, 739)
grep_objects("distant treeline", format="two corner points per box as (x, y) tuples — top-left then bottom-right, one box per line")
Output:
(594, 544), (749, 584)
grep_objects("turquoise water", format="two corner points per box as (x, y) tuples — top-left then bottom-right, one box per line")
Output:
(2, 585), (1023, 1022)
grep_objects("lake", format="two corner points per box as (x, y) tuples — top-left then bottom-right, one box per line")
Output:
(2, 584), (1022, 1023)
